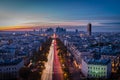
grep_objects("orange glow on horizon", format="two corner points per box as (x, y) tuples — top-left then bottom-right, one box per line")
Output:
(0, 21), (100, 31)
(0, 26), (34, 31)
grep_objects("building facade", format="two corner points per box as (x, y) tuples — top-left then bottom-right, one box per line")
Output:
(81, 58), (111, 78)
(0, 59), (24, 80)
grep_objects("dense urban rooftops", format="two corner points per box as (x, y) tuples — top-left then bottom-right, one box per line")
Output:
(84, 57), (111, 65)
(0, 58), (23, 66)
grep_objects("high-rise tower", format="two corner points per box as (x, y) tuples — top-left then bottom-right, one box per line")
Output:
(87, 23), (92, 36)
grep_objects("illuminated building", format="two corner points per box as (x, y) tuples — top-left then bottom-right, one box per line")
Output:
(101, 54), (120, 73)
(81, 58), (111, 78)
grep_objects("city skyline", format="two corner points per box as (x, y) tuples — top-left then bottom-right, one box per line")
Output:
(0, 0), (120, 31)
(0, 1), (120, 79)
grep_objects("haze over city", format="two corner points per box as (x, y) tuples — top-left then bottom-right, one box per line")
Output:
(0, 0), (120, 80)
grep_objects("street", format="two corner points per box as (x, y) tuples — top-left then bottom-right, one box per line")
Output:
(41, 34), (63, 80)
(41, 40), (54, 80)
(53, 38), (64, 80)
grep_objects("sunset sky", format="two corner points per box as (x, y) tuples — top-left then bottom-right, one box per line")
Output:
(0, 0), (120, 30)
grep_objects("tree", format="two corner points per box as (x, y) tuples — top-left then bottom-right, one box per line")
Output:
(28, 71), (40, 80)
(18, 67), (31, 80)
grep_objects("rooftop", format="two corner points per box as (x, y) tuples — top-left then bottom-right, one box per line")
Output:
(0, 58), (23, 66)
(84, 57), (110, 65)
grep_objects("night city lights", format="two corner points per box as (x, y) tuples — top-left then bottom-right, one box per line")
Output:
(0, 0), (120, 80)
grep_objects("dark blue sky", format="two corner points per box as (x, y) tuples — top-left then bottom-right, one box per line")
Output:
(0, 0), (120, 28)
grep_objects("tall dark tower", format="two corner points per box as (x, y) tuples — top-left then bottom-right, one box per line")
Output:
(87, 23), (92, 36)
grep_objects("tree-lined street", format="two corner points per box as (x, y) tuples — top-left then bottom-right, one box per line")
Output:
(41, 34), (64, 80)
(53, 35), (64, 80)
(41, 40), (54, 80)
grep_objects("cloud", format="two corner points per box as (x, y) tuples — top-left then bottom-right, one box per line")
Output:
(0, 10), (50, 26)
(100, 22), (120, 24)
